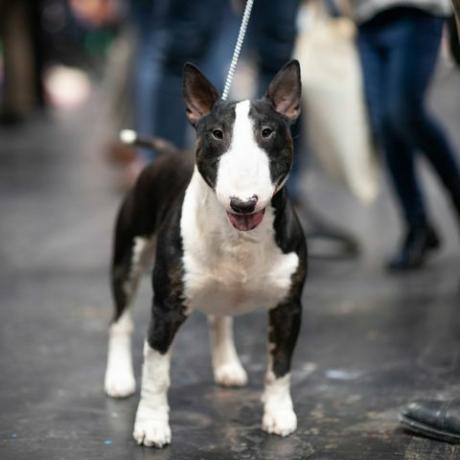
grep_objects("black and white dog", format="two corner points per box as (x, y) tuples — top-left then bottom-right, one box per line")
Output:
(104, 60), (307, 448)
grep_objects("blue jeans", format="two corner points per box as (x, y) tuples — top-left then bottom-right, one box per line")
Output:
(131, 0), (234, 155)
(249, 0), (301, 96)
(131, 0), (170, 148)
(141, 0), (234, 150)
(132, 0), (300, 139)
(357, 7), (460, 228)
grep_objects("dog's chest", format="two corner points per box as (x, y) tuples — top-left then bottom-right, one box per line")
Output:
(180, 173), (298, 316)
(182, 233), (298, 315)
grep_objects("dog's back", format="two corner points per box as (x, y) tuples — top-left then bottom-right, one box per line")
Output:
(112, 152), (193, 264)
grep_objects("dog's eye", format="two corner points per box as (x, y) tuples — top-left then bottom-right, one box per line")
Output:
(212, 129), (224, 140)
(261, 127), (274, 139)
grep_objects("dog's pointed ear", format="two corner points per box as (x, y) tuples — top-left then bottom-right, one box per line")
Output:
(265, 60), (301, 122)
(183, 63), (219, 126)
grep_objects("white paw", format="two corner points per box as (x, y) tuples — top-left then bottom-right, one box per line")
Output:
(104, 368), (136, 398)
(214, 361), (248, 387)
(262, 407), (297, 437)
(133, 414), (171, 448)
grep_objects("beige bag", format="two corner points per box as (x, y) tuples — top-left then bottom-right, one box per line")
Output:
(295, 3), (379, 204)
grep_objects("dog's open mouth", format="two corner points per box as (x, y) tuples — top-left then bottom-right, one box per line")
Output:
(226, 209), (265, 231)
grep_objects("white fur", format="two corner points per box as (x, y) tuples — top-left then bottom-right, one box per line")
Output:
(181, 169), (298, 317)
(133, 343), (171, 447)
(262, 369), (297, 437)
(208, 316), (247, 386)
(104, 311), (136, 398)
(132, 236), (147, 267)
(122, 237), (155, 298)
(215, 100), (275, 211)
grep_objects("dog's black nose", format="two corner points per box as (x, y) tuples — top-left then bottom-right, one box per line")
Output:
(230, 195), (258, 214)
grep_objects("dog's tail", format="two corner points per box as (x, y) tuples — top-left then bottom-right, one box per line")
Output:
(119, 129), (179, 156)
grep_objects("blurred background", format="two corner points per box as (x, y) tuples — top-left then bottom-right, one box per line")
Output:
(1, 1), (460, 458)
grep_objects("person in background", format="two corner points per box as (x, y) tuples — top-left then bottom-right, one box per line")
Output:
(132, 0), (235, 152)
(351, 0), (460, 271)
(0, 0), (45, 123)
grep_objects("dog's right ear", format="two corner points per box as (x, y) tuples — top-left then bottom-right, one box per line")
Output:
(183, 63), (219, 126)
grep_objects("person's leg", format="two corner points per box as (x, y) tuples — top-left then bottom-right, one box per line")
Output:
(0, 0), (37, 119)
(381, 106), (428, 230)
(358, 15), (428, 230)
(153, 0), (228, 148)
(379, 9), (460, 268)
(131, 0), (170, 160)
(200, 1), (238, 93)
(382, 10), (449, 268)
(29, 0), (45, 109)
(356, 26), (386, 146)
(251, 0), (300, 95)
(358, 12), (441, 270)
(386, 11), (460, 223)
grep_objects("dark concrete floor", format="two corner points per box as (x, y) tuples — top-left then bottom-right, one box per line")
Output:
(1, 66), (460, 460)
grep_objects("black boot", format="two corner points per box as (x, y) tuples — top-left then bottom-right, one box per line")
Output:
(387, 223), (441, 272)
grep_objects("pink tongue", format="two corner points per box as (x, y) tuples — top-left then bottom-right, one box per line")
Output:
(227, 209), (265, 231)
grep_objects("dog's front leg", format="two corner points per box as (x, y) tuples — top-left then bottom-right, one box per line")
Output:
(133, 305), (187, 448)
(262, 298), (302, 437)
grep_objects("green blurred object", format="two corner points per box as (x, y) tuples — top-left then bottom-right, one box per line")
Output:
(84, 29), (115, 59)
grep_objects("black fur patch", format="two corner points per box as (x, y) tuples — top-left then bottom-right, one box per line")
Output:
(249, 99), (294, 190)
(194, 101), (236, 189)
(269, 188), (307, 378)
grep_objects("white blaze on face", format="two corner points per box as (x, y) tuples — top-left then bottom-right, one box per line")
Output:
(215, 100), (274, 211)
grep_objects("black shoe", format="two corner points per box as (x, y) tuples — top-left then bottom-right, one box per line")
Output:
(387, 224), (441, 272)
(400, 399), (460, 443)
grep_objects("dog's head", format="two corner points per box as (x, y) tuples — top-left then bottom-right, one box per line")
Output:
(183, 60), (301, 231)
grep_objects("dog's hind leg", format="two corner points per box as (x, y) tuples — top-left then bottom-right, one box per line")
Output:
(105, 228), (153, 398)
(208, 316), (248, 387)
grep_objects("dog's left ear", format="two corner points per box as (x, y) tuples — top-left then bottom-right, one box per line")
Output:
(265, 60), (301, 122)
(183, 63), (219, 126)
